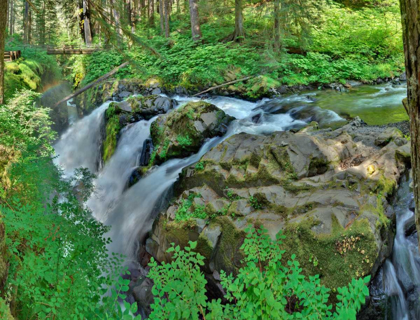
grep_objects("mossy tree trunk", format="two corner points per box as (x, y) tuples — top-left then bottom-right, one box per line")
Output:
(164, 0), (170, 37)
(83, 0), (92, 46)
(399, 0), (420, 247)
(224, 0), (245, 42)
(189, 0), (201, 42)
(0, 0), (7, 105)
(274, 0), (280, 51)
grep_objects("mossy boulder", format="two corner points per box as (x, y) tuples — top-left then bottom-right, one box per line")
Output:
(145, 120), (410, 294)
(102, 95), (176, 163)
(150, 101), (235, 165)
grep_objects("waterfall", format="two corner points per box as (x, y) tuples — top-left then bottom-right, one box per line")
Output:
(88, 118), (155, 226)
(383, 178), (420, 320)
(54, 102), (110, 176)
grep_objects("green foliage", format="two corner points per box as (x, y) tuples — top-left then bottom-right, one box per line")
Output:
(249, 195), (263, 210)
(103, 106), (122, 163)
(177, 134), (193, 148)
(175, 194), (207, 222)
(148, 226), (371, 319)
(0, 90), (140, 319)
(3, 48), (60, 102)
(195, 161), (205, 171)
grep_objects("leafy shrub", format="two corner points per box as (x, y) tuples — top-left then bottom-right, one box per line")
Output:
(0, 91), (141, 319)
(175, 194), (207, 221)
(148, 226), (370, 320)
(177, 134), (193, 148)
(195, 161), (205, 171)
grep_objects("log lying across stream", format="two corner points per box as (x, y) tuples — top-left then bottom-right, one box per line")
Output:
(193, 76), (255, 97)
(54, 62), (129, 108)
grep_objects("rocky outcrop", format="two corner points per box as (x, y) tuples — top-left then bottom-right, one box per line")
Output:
(75, 78), (169, 116)
(149, 101), (234, 165)
(102, 95), (176, 163)
(145, 119), (410, 293)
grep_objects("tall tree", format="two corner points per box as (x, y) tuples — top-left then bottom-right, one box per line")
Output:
(23, 1), (31, 44)
(159, 0), (165, 34)
(0, 0), (7, 104)
(399, 0), (420, 246)
(189, 0), (201, 41)
(273, 0), (280, 51)
(83, 0), (93, 46)
(164, 0), (170, 37)
(225, 0), (245, 42)
(149, 0), (155, 26)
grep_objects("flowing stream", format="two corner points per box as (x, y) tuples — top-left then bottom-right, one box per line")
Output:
(52, 82), (412, 318)
(383, 178), (420, 320)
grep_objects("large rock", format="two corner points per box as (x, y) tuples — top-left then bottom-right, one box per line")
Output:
(149, 101), (235, 165)
(102, 95), (176, 163)
(146, 120), (410, 293)
(75, 78), (169, 115)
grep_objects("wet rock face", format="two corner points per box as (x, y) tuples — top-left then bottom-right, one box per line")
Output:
(150, 101), (235, 165)
(113, 95), (178, 121)
(145, 119), (410, 294)
(102, 96), (176, 163)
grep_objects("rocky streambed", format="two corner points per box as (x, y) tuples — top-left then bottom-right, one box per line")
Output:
(53, 80), (414, 319)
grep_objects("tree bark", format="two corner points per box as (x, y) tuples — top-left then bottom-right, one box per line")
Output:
(24, 1), (30, 44)
(159, 0), (165, 34)
(274, 0), (280, 51)
(83, 0), (92, 47)
(0, 0), (7, 105)
(224, 0), (245, 42)
(399, 0), (420, 246)
(164, 0), (170, 37)
(189, 0), (201, 41)
(149, 0), (155, 26)
(234, 0), (245, 41)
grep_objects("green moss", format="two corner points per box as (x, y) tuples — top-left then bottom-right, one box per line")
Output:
(280, 216), (378, 291)
(103, 106), (121, 163)
(213, 216), (246, 275)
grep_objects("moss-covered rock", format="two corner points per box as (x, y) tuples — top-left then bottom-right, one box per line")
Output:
(146, 120), (410, 293)
(102, 95), (176, 163)
(150, 101), (234, 165)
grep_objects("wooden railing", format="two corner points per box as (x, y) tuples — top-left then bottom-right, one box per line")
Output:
(46, 45), (101, 55)
(4, 51), (21, 62)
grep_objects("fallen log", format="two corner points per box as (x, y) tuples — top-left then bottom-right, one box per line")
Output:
(193, 76), (255, 97)
(53, 61), (129, 108)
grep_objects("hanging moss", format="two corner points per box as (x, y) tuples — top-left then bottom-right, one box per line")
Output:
(280, 216), (378, 291)
(103, 106), (121, 163)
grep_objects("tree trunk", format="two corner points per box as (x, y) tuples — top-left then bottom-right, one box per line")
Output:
(149, 0), (155, 26)
(10, 0), (14, 35)
(24, 1), (29, 44)
(399, 0), (420, 246)
(0, 0), (7, 105)
(113, 0), (122, 39)
(234, 0), (245, 41)
(189, 0), (201, 41)
(83, 0), (92, 46)
(274, 0), (280, 51)
(159, 0), (165, 34)
(164, 0), (170, 37)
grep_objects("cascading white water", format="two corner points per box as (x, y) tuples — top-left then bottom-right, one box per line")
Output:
(66, 98), (79, 126)
(54, 101), (111, 175)
(102, 136), (223, 258)
(383, 178), (420, 320)
(88, 118), (155, 224)
(54, 95), (312, 261)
